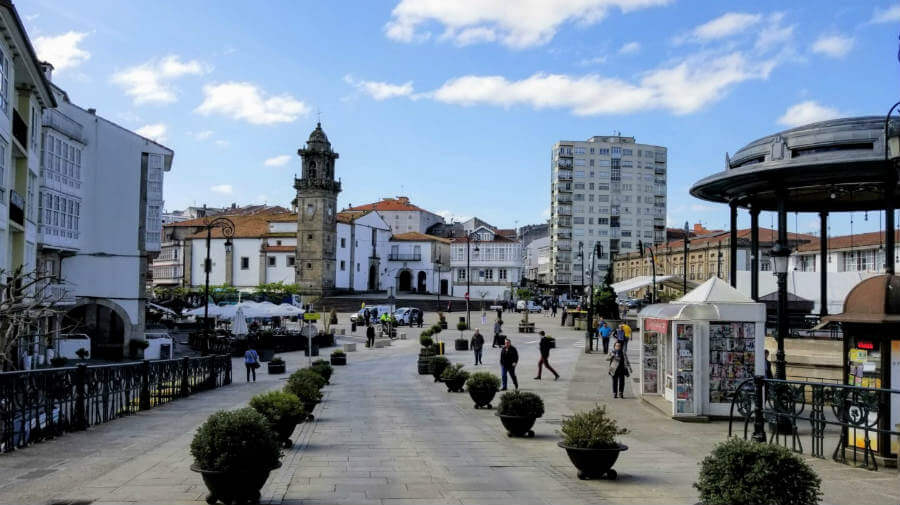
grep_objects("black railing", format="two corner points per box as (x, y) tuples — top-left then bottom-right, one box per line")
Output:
(729, 376), (900, 470)
(388, 253), (421, 261)
(0, 355), (231, 453)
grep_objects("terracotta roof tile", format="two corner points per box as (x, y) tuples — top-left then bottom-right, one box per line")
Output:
(185, 211), (294, 239)
(796, 230), (900, 252)
(656, 228), (815, 251)
(336, 210), (371, 224)
(345, 197), (432, 213)
(390, 232), (451, 244)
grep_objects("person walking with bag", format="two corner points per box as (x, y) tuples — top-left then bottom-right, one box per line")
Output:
(492, 318), (503, 348)
(244, 345), (260, 383)
(561, 307), (568, 326)
(608, 340), (631, 398)
(499, 338), (519, 390)
(470, 329), (485, 365)
(534, 331), (560, 380)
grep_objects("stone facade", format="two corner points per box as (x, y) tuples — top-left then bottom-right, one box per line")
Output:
(294, 123), (341, 297)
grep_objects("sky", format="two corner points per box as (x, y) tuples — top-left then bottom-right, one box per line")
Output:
(19, 0), (900, 237)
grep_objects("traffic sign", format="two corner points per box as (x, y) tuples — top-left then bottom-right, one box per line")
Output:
(303, 313), (320, 321)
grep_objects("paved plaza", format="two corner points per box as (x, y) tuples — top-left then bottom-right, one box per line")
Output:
(0, 311), (897, 505)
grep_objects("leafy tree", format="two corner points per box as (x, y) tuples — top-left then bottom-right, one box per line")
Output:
(592, 268), (619, 320)
(254, 282), (301, 302)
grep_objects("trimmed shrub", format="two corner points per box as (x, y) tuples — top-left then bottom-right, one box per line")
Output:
(431, 323), (442, 335)
(269, 356), (285, 365)
(190, 408), (281, 472)
(331, 349), (345, 356)
(457, 321), (467, 331)
(466, 371), (500, 393)
(310, 360), (333, 382)
(283, 373), (323, 405)
(420, 334), (434, 348)
(694, 437), (822, 505)
(559, 404), (627, 449)
(498, 391), (545, 418)
(286, 368), (325, 392)
(249, 391), (305, 426)
(430, 355), (450, 380)
(440, 363), (470, 383)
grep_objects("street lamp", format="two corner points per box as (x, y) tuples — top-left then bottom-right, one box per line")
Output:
(769, 241), (791, 380)
(201, 216), (235, 354)
(464, 231), (480, 329)
(577, 241), (584, 305)
(683, 221), (690, 295)
(585, 242), (601, 353)
(637, 240), (657, 304)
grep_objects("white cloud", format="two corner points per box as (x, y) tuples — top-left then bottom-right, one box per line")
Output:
(428, 51), (773, 116)
(871, 5), (900, 23)
(685, 12), (762, 42)
(190, 130), (214, 141)
(135, 123), (167, 143)
(264, 155), (292, 167)
(385, 0), (671, 49)
(33, 31), (91, 71)
(112, 55), (210, 105)
(214, 139), (230, 148)
(195, 82), (310, 125)
(618, 41), (641, 55)
(577, 55), (608, 66)
(755, 14), (794, 51)
(811, 34), (854, 59)
(344, 75), (414, 100)
(210, 184), (233, 194)
(777, 101), (841, 127)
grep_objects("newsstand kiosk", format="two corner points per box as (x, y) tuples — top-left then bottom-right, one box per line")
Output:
(638, 277), (766, 419)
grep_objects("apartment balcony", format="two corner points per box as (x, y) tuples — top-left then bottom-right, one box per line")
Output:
(389, 253), (421, 261)
(557, 169), (573, 179)
(43, 109), (85, 143)
(12, 109), (27, 156)
(556, 230), (572, 239)
(557, 240), (572, 251)
(38, 224), (80, 250)
(9, 189), (24, 227)
(557, 195), (573, 203)
(44, 283), (76, 305)
(654, 166), (666, 175)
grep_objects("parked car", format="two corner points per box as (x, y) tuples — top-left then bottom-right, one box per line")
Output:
(392, 307), (421, 325)
(350, 305), (391, 324)
(516, 300), (542, 313)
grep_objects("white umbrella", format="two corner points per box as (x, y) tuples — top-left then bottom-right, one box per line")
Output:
(232, 306), (249, 336)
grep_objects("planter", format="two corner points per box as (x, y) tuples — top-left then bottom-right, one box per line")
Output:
(557, 442), (628, 480)
(267, 362), (286, 374)
(444, 377), (466, 392)
(497, 414), (537, 437)
(273, 416), (302, 448)
(439, 321), (448, 330)
(304, 345), (319, 357)
(191, 461), (281, 505)
(330, 355), (347, 366)
(454, 339), (469, 351)
(302, 400), (319, 421)
(417, 355), (433, 375)
(468, 388), (497, 409)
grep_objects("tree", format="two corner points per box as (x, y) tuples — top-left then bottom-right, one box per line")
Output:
(516, 288), (533, 324)
(0, 267), (69, 370)
(253, 282), (300, 302)
(593, 268), (620, 320)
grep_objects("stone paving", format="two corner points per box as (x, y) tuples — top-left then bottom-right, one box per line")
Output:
(0, 310), (896, 504)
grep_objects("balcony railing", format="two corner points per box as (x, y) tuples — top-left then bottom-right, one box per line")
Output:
(43, 109), (85, 143)
(44, 283), (76, 305)
(9, 189), (24, 226)
(388, 253), (421, 261)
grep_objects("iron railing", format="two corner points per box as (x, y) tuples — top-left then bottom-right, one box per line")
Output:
(0, 355), (231, 453)
(729, 376), (900, 470)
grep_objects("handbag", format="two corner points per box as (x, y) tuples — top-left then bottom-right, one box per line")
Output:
(251, 362), (260, 369)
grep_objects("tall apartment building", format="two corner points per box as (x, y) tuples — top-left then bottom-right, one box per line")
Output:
(549, 135), (667, 290)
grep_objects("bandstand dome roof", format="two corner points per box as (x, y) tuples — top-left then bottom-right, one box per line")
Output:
(691, 116), (900, 212)
(824, 274), (900, 323)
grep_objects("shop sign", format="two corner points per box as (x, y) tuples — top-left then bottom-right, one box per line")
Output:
(849, 349), (867, 363)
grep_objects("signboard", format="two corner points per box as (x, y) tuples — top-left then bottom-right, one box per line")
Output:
(303, 313), (320, 321)
(644, 318), (669, 334)
(849, 349), (867, 363)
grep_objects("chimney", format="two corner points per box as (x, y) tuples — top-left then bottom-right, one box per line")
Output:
(87, 108), (96, 115)
(397, 196), (409, 204)
(40, 61), (53, 82)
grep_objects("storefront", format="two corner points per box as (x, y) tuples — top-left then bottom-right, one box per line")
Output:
(638, 277), (766, 419)
(824, 274), (900, 459)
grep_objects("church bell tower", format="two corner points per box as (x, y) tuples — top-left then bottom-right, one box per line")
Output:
(294, 123), (341, 297)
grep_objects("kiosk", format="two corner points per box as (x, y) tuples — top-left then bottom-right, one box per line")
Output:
(638, 277), (766, 419)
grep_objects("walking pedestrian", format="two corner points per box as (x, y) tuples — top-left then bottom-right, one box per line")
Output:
(608, 340), (631, 398)
(493, 318), (503, 348)
(499, 338), (519, 390)
(366, 322), (375, 348)
(534, 331), (560, 380)
(765, 349), (773, 379)
(244, 344), (259, 382)
(561, 307), (568, 326)
(471, 329), (485, 365)
(496, 306), (502, 321)
(621, 321), (632, 352)
(598, 321), (612, 354)
(551, 300), (558, 317)
(416, 309), (424, 328)
(447, 301), (452, 312)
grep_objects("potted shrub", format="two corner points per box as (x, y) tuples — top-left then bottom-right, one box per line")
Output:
(440, 363), (469, 392)
(418, 332), (435, 375)
(438, 311), (448, 330)
(190, 408), (281, 505)
(249, 391), (306, 447)
(311, 359), (333, 384)
(291, 368), (327, 390)
(557, 404), (628, 480)
(430, 355), (450, 383)
(284, 371), (323, 420)
(75, 347), (90, 360)
(267, 356), (286, 374)
(457, 320), (467, 332)
(454, 337), (468, 351)
(496, 391), (544, 438)
(50, 356), (68, 368)
(431, 323), (442, 335)
(330, 349), (346, 366)
(466, 372), (500, 409)
(694, 437), (822, 505)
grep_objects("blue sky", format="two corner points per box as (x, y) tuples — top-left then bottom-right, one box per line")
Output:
(21, 0), (900, 237)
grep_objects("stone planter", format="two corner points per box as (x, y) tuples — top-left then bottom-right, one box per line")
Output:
(557, 442), (628, 480)
(454, 339), (469, 351)
(497, 414), (537, 437)
(469, 388), (497, 409)
(303, 400), (319, 421)
(417, 355), (433, 375)
(267, 362), (286, 374)
(191, 461), (281, 505)
(444, 377), (466, 392)
(330, 354), (346, 366)
(274, 416), (302, 448)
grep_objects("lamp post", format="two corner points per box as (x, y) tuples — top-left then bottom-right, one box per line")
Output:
(585, 242), (601, 353)
(682, 221), (690, 295)
(465, 231), (480, 329)
(770, 242), (791, 380)
(201, 216), (235, 354)
(637, 240), (657, 304)
(577, 241), (584, 305)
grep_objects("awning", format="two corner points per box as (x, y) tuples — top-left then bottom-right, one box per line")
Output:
(148, 302), (177, 315)
(611, 275), (674, 295)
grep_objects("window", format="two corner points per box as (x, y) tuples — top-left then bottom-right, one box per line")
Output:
(357, 263), (360, 272)
(574, 183), (585, 189)
(341, 238), (346, 248)
(457, 269), (466, 280)
(598, 148), (610, 155)
(307, 234), (313, 240)
(574, 147), (585, 154)
(574, 159), (586, 166)
(307, 263), (312, 269)
(340, 260), (346, 271)
(589, 159), (595, 167)
(611, 146), (621, 157)
(276, 240), (282, 246)
(484, 269), (494, 280)
(574, 170), (585, 178)
(573, 217), (585, 224)
(590, 147), (595, 154)
(0, 49), (7, 116)
(268, 256), (276, 267)
(623, 149), (632, 156)
(241, 257), (250, 269)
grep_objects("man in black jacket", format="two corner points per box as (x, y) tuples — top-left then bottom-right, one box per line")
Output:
(470, 329), (485, 365)
(534, 331), (560, 380)
(499, 338), (519, 390)
(366, 323), (375, 348)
